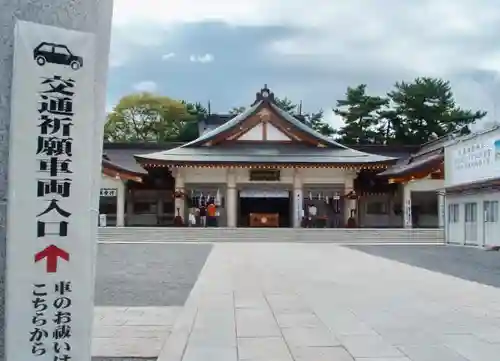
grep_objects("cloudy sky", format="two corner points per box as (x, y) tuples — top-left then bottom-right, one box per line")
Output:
(109, 0), (500, 129)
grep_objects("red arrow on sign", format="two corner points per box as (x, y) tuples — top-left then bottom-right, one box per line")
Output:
(34, 245), (70, 273)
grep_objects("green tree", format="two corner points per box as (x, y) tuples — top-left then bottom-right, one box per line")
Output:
(384, 77), (487, 145)
(274, 97), (297, 113)
(274, 97), (335, 136)
(178, 101), (207, 141)
(104, 93), (195, 142)
(229, 106), (246, 115)
(334, 84), (388, 145)
(302, 110), (336, 137)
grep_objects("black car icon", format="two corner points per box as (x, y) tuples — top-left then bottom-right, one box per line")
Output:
(33, 42), (83, 70)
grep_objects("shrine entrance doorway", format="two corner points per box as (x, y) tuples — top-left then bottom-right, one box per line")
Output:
(238, 189), (291, 228)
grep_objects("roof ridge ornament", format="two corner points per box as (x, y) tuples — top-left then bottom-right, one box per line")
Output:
(253, 84), (275, 105)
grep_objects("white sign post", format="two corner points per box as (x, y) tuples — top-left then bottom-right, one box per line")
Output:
(5, 20), (96, 361)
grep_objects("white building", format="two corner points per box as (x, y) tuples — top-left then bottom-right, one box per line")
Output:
(444, 126), (500, 247)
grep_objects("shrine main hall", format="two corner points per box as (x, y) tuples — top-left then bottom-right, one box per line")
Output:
(100, 86), (444, 229)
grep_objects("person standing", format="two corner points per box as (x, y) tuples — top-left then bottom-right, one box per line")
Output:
(308, 203), (317, 227)
(199, 204), (207, 227)
(207, 202), (217, 227)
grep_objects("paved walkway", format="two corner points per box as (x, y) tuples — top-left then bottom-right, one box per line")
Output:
(157, 243), (500, 361)
(93, 306), (182, 357)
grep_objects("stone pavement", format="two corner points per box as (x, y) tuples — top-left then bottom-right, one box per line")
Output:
(157, 243), (500, 361)
(92, 306), (182, 357)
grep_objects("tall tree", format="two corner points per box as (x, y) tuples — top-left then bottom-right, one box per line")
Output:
(104, 93), (195, 142)
(274, 97), (335, 136)
(333, 84), (388, 145)
(384, 77), (487, 145)
(178, 101), (207, 141)
(229, 106), (246, 115)
(303, 110), (336, 137)
(274, 97), (297, 114)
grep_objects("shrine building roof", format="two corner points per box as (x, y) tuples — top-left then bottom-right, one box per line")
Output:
(378, 134), (457, 178)
(133, 85), (398, 168)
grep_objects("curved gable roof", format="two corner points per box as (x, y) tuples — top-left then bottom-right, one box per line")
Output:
(180, 85), (347, 149)
(181, 101), (263, 147)
(133, 86), (398, 166)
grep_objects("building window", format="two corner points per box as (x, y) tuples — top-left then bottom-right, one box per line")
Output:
(484, 200), (499, 223)
(448, 204), (459, 223)
(366, 201), (388, 215)
(464, 202), (477, 223)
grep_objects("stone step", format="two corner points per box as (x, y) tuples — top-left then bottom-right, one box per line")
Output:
(98, 232), (441, 237)
(98, 227), (444, 244)
(98, 232), (442, 239)
(99, 227), (442, 233)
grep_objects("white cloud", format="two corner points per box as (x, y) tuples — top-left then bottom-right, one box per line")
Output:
(112, 0), (500, 74)
(189, 53), (214, 63)
(162, 52), (176, 61)
(111, 0), (500, 128)
(133, 81), (158, 93)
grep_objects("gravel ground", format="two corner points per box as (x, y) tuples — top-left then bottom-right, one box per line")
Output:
(94, 243), (212, 306)
(348, 244), (500, 288)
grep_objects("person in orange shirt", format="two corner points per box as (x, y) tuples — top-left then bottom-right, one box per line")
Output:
(207, 203), (217, 227)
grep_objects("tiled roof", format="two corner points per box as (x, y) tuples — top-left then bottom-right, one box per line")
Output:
(103, 148), (148, 175)
(378, 153), (443, 177)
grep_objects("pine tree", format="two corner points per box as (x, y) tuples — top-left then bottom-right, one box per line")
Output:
(385, 77), (486, 144)
(334, 84), (388, 144)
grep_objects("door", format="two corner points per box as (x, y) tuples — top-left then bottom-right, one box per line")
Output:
(483, 200), (499, 247)
(238, 189), (291, 227)
(447, 203), (461, 244)
(464, 202), (478, 245)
